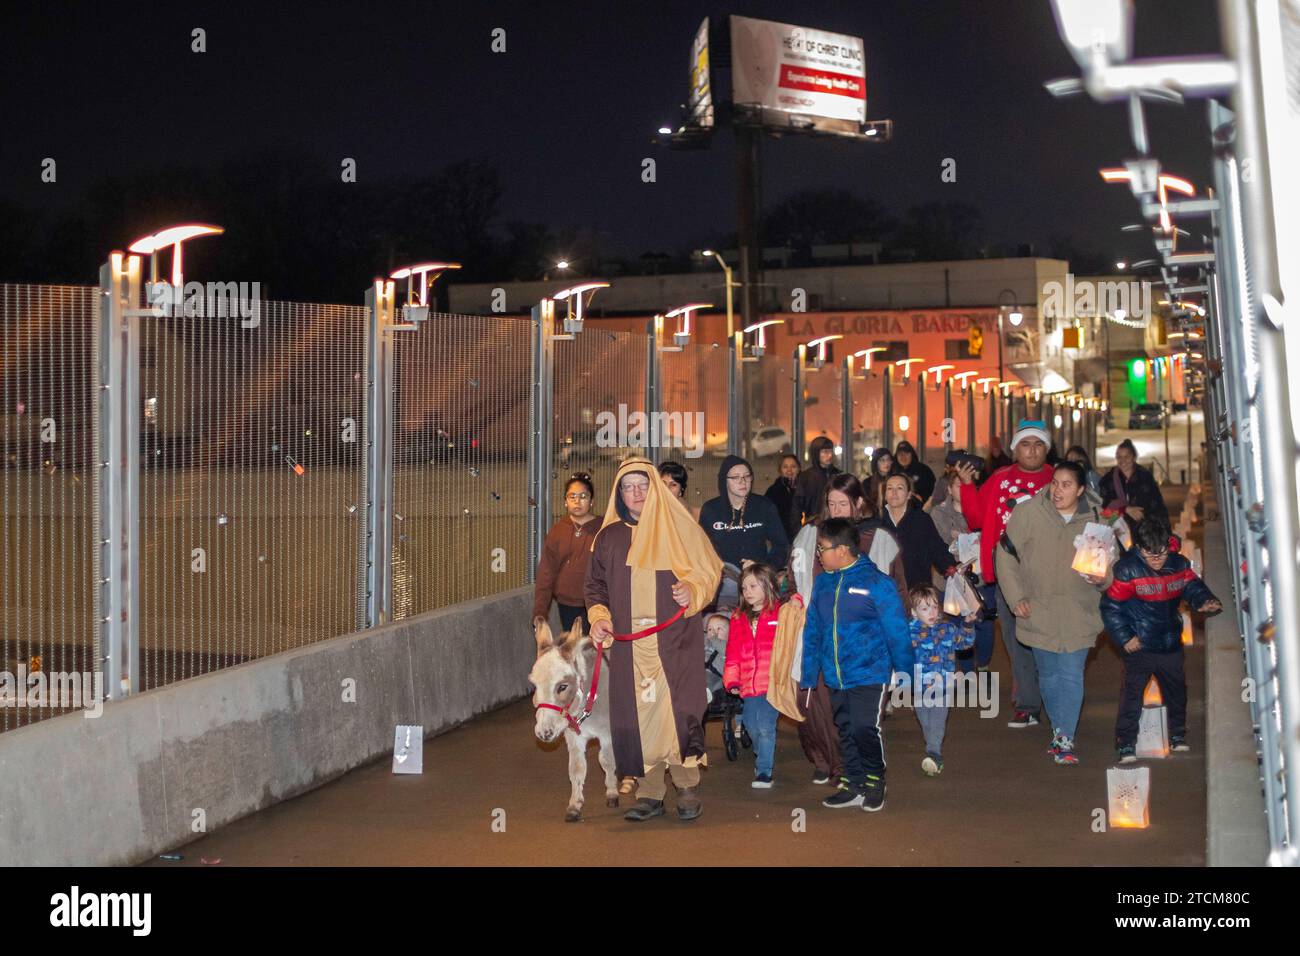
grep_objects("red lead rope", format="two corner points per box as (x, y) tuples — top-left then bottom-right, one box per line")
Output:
(535, 607), (688, 734)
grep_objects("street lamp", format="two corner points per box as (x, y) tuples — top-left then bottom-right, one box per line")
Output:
(806, 334), (842, 370)
(996, 289), (1023, 392)
(699, 249), (736, 340)
(852, 346), (888, 376)
(552, 281), (610, 335)
(664, 303), (711, 347)
(895, 357), (925, 383)
(742, 319), (783, 359)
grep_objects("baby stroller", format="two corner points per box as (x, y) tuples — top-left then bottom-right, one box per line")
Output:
(703, 564), (751, 761)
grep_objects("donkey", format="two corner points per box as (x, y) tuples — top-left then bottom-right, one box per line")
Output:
(529, 616), (620, 822)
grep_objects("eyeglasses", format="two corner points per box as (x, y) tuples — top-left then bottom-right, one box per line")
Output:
(726, 473), (753, 483)
(620, 481), (650, 494)
(815, 543), (841, 554)
(1139, 548), (1169, 559)
(565, 492), (590, 501)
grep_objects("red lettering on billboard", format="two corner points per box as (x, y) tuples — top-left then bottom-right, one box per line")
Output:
(778, 64), (866, 100)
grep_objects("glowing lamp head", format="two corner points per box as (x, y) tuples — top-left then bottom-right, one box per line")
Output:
(128, 223), (224, 286)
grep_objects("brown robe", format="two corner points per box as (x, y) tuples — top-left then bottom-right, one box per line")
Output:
(585, 520), (708, 780)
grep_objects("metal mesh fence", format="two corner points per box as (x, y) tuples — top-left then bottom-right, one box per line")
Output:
(391, 312), (531, 619)
(550, 327), (646, 520)
(848, 372), (886, 475)
(659, 341), (731, 510)
(1, 284), (99, 731)
(138, 300), (368, 690)
(740, 353), (793, 466)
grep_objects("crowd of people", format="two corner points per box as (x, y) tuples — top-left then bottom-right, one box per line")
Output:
(532, 424), (1220, 820)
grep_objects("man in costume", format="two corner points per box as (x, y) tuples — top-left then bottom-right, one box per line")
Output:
(585, 458), (723, 822)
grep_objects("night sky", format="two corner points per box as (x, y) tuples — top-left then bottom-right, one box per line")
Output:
(0, 0), (1222, 267)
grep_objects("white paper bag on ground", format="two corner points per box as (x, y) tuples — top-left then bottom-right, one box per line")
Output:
(392, 724), (423, 774)
(1072, 521), (1117, 576)
(943, 573), (980, 617)
(1107, 765), (1151, 828)
(1136, 705), (1169, 758)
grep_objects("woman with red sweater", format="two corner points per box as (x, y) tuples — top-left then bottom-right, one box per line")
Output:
(723, 563), (783, 789)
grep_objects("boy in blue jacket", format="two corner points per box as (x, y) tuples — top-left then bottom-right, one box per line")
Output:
(1100, 518), (1222, 761)
(801, 518), (913, 811)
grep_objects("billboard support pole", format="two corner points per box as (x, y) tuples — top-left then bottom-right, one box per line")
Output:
(791, 345), (805, 463)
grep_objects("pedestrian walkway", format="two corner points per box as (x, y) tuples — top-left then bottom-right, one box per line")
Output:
(147, 490), (1210, 868)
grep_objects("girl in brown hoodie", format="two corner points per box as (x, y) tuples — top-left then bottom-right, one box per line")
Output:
(532, 473), (600, 631)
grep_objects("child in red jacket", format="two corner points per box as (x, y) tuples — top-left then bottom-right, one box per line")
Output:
(724, 562), (783, 788)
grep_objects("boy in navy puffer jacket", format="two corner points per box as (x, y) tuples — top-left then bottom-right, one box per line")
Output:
(1100, 518), (1222, 760)
(801, 518), (912, 811)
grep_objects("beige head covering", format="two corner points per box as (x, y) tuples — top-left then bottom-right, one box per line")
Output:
(593, 457), (722, 616)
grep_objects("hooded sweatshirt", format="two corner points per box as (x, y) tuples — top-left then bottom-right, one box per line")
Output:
(699, 455), (790, 569)
(791, 436), (840, 527)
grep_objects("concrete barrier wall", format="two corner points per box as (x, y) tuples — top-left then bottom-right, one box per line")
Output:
(0, 587), (537, 866)
(1202, 519), (1270, 865)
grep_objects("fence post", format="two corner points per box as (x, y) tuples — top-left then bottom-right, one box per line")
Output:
(840, 356), (854, 472)
(882, 365), (893, 453)
(728, 330), (744, 457)
(964, 383), (975, 456)
(916, 372), (927, 461)
(527, 300), (556, 583)
(363, 280), (397, 627)
(790, 345), (806, 463)
(943, 379), (954, 455)
(97, 253), (143, 699)
(645, 316), (662, 467)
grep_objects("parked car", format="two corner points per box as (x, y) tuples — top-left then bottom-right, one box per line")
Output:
(1128, 403), (1166, 429)
(750, 426), (791, 457)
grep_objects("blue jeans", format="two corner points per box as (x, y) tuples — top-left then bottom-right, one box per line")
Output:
(915, 702), (948, 758)
(996, 583), (1042, 713)
(742, 695), (780, 777)
(1030, 646), (1089, 740)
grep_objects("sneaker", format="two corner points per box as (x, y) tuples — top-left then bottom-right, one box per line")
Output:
(921, 755), (943, 777)
(752, 773), (773, 789)
(1171, 737), (1190, 752)
(823, 781), (865, 809)
(1047, 732), (1064, 755)
(1116, 745), (1138, 764)
(1007, 710), (1040, 728)
(811, 769), (831, 785)
(1053, 736), (1079, 765)
(861, 776), (886, 812)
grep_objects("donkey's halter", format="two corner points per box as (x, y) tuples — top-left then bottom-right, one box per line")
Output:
(535, 647), (605, 735)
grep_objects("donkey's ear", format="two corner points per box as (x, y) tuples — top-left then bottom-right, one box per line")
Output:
(559, 616), (585, 659)
(534, 617), (555, 658)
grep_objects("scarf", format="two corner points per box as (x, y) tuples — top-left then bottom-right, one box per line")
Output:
(593, 457), (723, 616)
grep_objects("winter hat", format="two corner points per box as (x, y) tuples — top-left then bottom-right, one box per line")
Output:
(1010, 419), (1051, 451)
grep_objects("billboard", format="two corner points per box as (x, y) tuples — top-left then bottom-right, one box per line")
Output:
(687, 17), (714, 128)
(729, 15), (867, 131)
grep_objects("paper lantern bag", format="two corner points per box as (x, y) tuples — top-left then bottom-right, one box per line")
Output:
(1107, 765), (1151, 828)
(1136, 705), (1169, 758)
